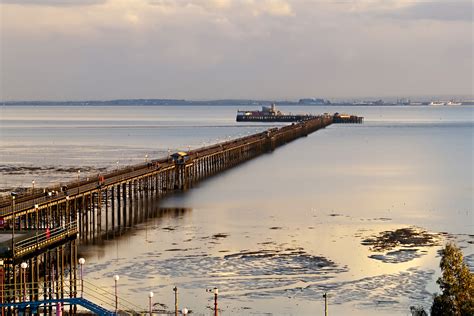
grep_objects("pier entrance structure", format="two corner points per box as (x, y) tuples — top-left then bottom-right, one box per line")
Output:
(0, 115), (338, 313)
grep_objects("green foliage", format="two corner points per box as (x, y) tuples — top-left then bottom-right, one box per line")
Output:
(431, 243), (474, 316)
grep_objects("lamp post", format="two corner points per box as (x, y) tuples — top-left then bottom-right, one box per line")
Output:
(148, 291), (153, 315)
(114, 274), (119, 313)
(145, 154), (148, 163)
(65, 196), (70, 225)
(323, 292), (328, 316)
(173, 286), (178, 316)
(78, 258), (85, 297)
(34, 204), (39, 244)
(213, 287), (218, 316)
(11, 192), (17, 256)
(0, 260), (4, 316)
(32, 179), (35, 195)
(77, 170), (81, 194)
(20, 262), (27, 302)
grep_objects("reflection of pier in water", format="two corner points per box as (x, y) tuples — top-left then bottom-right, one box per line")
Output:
(102, 207), (192, 240)
(0, 115), (336, 314)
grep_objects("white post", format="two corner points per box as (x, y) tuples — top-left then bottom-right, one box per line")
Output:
(20, 262), (27, 302)
(114, 275), (120, 312)
(78, 258), (85, 297)
(148, 291), (154, 315)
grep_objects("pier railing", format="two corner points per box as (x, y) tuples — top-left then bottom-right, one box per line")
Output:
(13, 221), (78, 258)
(81, 279), (142, 314)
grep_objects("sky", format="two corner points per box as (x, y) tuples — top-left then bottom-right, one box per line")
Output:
(0, 0), (472, 101)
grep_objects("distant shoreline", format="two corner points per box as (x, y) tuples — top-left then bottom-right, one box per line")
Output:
(2, 99), (473, 106)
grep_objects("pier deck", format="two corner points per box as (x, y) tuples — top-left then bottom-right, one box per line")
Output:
(0, 115), (334, 223)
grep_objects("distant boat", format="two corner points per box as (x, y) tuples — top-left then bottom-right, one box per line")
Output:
(447, 101), (462, 106)
(429, 101), (446, 106)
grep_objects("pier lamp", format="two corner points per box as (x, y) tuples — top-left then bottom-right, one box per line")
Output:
(77, 170), (81, 194)
(114, 274), (120, 312)
(78, 258), (85, 297)
(213, 287), (218, 314)
(182, 308), (188, 315)
(145, 154), (148, 163)
(65, 196), (70, 224)
(148, 291), (153, 315)
(34, 204), (39, 243)
(20, 262), (27, 302)
(11, 192), (17, 255)
(32, 180), (37, 205)
(173, 286), (178, 316)
(323, 292), (328, 316)
(0, 260), (4, 310)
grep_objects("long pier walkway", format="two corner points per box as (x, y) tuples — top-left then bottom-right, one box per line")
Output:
(0, 114), (336, 314)
(0, 115), (333, 244)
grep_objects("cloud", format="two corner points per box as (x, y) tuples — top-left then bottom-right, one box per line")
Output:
(385, 1), (473, 22)
(1, 0), (105, 6)
(258, 0), (294, 17)
(125, 13), (140, 24)
(344, 0), (414, 12)
(343, 0), (473, 22)
(0, 0), (472, 100)
(206, 0), (232, 9)
(149, 0), (293, 16)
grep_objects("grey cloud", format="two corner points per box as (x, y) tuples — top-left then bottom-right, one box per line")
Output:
(384, 1), (473, 22)
(1, 0), (105, 6)
(1, 0), (472, 100)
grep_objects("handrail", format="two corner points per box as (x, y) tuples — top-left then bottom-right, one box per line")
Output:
(10, 222), (78, 257)
(82, 280), (142, 313)
(15, 222), (77, 249)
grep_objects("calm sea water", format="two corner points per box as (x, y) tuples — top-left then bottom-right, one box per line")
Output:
(0, 105), (473, 315)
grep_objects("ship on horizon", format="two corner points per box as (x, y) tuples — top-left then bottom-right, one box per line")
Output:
(236, 103), (316, 122)
(429, 100), (463, 106)
(447, 100), (462, 106)
(429, 101), (446, 106)
(236, 104), (363, 123)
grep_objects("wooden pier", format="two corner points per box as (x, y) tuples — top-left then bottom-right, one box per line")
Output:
(0, 114), (337, 314)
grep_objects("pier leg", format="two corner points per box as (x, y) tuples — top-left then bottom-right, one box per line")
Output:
(111, 186), (115, 235)
(122, 183), (127, 229)
(117, 185), (121, 231)
(105, 188), (109, 239)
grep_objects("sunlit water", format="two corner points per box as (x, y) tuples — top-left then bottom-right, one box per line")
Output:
(0, 105), (473, 315)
